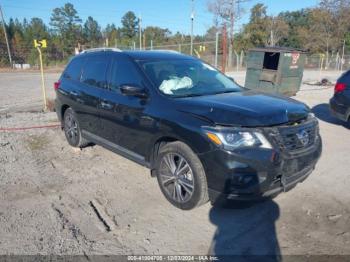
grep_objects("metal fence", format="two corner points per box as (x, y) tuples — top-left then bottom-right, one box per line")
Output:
(1, 40), (350, 72)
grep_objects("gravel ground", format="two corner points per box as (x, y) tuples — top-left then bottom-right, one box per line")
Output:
(0, 70), (349, 256)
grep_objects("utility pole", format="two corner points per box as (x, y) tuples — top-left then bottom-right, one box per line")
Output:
(0, 4), (12, 66)
(228, 0), (235, 69)
(270, 30), (274, 46)
(138, 14), (142, 50)
(215, 31), (219, 68)
(270, 17), (275, 46)
(190, 0), (194, 56)
(222, 24), (227, 73)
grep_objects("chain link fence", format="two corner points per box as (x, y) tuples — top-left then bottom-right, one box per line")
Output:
(1, 40), (350, 72)
(304, 54), (350, 71)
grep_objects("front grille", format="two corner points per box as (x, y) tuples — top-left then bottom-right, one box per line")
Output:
(272, 120), (318, 152)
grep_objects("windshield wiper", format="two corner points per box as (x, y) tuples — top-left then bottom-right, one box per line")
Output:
(211, 90), (240, 95)
(173, 93), (205, 98)
(173, 90), (239, 98)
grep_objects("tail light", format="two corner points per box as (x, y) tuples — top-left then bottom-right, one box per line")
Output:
(54, 80), (61, 91)
(334, 83), (346, 93)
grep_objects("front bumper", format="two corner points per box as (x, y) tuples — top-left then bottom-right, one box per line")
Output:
(198, 135), (322, 203)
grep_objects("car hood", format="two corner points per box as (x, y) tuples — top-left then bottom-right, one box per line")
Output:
(176, 90), (310, 127)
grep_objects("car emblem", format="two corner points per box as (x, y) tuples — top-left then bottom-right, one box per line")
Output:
(296, 129), (309, 146)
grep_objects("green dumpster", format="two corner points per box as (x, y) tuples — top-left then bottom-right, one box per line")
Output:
(244, 47), (306, 96)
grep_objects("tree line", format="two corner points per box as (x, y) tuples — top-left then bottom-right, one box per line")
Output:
(208, 0), (350, 67)
(0, 3), (200, 66)
(0, 0), (350, 66)
(233, 0), (350, 54)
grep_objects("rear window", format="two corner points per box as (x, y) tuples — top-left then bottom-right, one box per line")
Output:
(63, 57), (84, 80)
(81, 55), (109, 88)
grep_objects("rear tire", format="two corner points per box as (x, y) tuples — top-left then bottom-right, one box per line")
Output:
(155, 141), (209, 210)
(63, 108), (89, 148)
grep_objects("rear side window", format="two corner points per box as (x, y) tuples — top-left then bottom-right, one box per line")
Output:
(63, 58), (84, 80)
(108, 56), (144, 92)
(81, 55), (109, 88)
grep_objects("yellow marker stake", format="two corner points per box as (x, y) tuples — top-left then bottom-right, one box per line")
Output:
(193, 48), (200, 58)
(37, 47), (47, 111)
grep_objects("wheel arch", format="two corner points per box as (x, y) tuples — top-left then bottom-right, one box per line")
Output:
(149, 135), (202, 176)
(60, 104), (70, 127)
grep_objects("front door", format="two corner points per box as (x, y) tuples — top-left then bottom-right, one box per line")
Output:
(99, 54), (156, 158)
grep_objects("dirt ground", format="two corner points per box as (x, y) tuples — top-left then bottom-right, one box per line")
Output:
(0, 70), (349, 257)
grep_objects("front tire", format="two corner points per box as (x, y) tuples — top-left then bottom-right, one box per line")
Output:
(63, 108), (89, 148)
(155, 141), (209, 210)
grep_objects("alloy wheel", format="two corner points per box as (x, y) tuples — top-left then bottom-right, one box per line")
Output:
(159, 153), (194, 203)
(64, 113), (79, 144)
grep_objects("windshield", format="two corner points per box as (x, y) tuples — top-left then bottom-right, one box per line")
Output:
(139, 59), (241, 97)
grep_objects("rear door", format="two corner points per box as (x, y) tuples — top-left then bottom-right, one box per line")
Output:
(58, 56), (87, 123)
(76, 53), (110, 134)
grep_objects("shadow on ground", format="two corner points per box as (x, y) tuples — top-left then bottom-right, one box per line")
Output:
(208, 200), (281, 261)
(312, 103), (349, 128)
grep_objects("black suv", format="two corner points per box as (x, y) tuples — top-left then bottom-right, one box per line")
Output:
(55, 48), (322, 210)
(330, 70), (350, 126)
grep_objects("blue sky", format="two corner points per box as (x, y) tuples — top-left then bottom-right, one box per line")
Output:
(1, 0), (319, 35)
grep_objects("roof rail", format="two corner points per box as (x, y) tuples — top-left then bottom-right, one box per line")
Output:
(149, 49), (180, 54)
(81, 47), (122, 54)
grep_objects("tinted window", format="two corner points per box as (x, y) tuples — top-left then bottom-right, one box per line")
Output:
(108, 56), (144, 92)
(63, 57), (84, 80)
(81, 55), (109, 88)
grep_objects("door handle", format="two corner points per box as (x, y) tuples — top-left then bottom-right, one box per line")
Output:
(100, 101), (113, 110)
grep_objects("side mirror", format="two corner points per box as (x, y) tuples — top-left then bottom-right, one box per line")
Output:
(120, 84), (148, 98)
(228, 76), (234, 82)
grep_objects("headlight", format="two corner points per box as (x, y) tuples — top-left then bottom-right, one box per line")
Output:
(204, 127), (272, 150)
(308, 112), (315, 119)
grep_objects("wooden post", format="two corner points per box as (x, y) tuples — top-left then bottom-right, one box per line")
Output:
(222, 24), (227, 73)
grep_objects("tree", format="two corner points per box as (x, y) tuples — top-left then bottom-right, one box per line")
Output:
(50, 3), (82, 55)
(208, 0), (250, 68)
(83, 16), (102, 47)
(266, 16), (289, 46)
(243, 3), (269, 47)
(121, 11), (138, 39)
(205, 26), (219, 41)
(105, 23), (120, 47)
(302, 8), (333, 54)
(319, 0), (350, 52)
(278, 9), (311, 48)
(143, 26), (171, 46)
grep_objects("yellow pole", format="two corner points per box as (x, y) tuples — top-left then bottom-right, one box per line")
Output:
(37, 47), (47, 111)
